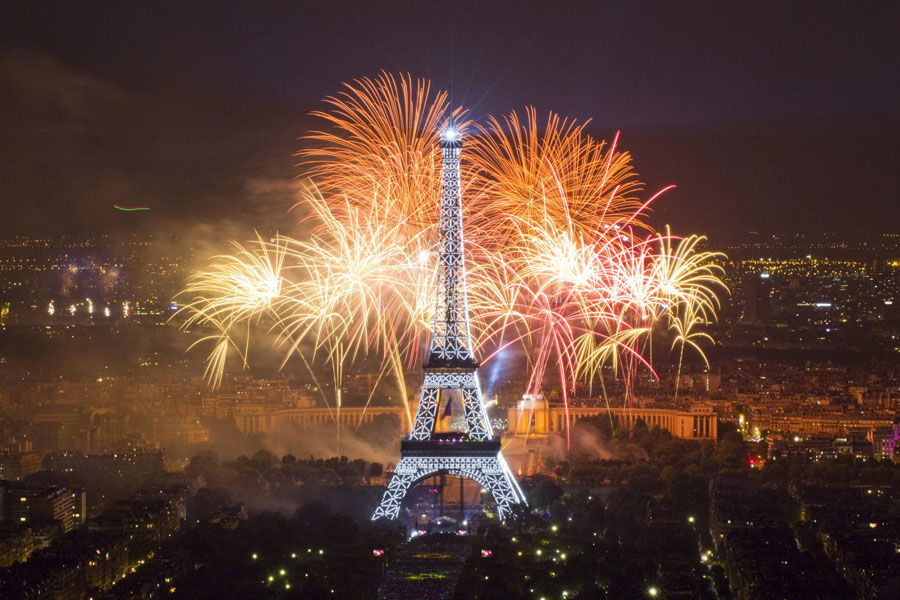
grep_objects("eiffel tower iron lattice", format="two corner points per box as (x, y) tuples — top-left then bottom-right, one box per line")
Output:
(372, 126), (527, 521)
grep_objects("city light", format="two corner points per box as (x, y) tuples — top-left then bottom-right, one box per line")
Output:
(177, 73), (726, 459)
(2, 6), (898, 600)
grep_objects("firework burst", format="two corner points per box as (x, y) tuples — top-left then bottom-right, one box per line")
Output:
(175, 73), (727, 447)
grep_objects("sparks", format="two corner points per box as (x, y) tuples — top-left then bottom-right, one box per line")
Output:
(175, 73), (727, 448)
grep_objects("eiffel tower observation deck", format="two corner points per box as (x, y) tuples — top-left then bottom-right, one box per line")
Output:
(372, 126), (528, 521)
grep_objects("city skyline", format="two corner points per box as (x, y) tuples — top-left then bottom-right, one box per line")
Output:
(3, 3), (900, 599)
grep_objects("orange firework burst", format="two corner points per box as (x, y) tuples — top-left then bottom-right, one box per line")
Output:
(466, 107), (645, 245)
(298, 71), (465, 244)
(176, 72), (727, 449)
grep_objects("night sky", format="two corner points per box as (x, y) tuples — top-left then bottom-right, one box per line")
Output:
(2, 1), (899, 240)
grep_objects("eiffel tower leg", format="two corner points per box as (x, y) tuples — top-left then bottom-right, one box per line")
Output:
(479, 454), (528, 520)
(462, 385), (492, 441)
(409, 387), (439, 441)
(372, 457), (420, 521)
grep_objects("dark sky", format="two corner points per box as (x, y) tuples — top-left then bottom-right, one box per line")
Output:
(1, 1), (899, 241)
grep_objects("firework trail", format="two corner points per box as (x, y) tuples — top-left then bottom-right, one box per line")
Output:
(175, 72), (727, 448)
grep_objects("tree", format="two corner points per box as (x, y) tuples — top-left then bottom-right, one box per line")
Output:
(716, 430), (748, 474)
(188, 487), (234, 521)
(251, 449), (278, 470)
(186, 450), (223, 487)
(531, 478), (563, 511)
(761, 460), (788, 487)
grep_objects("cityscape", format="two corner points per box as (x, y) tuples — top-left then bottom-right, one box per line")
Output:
(2, 3), (900, 600)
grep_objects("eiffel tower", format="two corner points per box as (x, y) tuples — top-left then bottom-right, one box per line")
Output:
(372, 126), (527, 521)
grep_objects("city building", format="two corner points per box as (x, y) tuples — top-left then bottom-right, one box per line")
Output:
(508, 398), (718, 441)
(0, 451), (43, 481)
(1, 484), (76, 533)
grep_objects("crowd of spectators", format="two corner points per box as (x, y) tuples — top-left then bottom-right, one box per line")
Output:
(378, 532), (472, 600)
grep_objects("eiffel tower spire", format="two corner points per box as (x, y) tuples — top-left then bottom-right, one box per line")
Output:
(372, 126), (527, 522)
(425, 124), (477, 369)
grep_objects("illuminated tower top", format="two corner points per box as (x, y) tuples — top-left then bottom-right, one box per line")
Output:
(424, 126), (477, 369)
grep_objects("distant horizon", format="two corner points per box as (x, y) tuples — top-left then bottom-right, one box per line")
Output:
(6, 227), (900, 245)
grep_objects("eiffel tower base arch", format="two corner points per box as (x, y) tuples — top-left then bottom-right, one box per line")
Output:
(372, 451), (526, 521)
